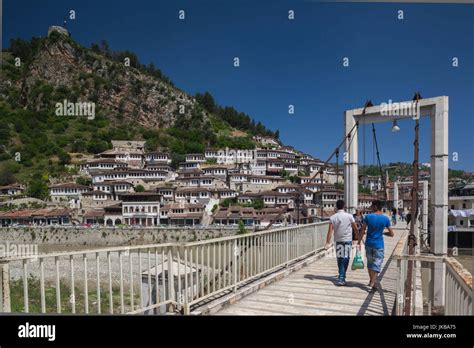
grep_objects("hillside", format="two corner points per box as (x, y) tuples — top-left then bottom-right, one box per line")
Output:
(0, 29), (279, 190)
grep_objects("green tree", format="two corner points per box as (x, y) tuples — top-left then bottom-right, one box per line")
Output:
(134, 185), (145, 192)
(0, 166), (15, 186)
(449, 169), (465, 179)
(76, 177), (92, 186)
(27, 175), (48, 200)
(58, 151), (71, 165)
(237, 219), (247, 235)
(195, 92), (216, 114)
(251, 198), (264, 210)
(0, 161), (21, 186)
(221, 197), (237, 208)
(8, 37), (44, 66)
(358, 184), (371, 194)
(99, 40), (112, 58)
(90, 43), (100, 53)
(87, 140), (108, 154)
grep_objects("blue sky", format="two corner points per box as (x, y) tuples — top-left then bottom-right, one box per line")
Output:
(3, 0), (474, 170)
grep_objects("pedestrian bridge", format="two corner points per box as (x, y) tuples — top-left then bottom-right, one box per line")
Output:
(0, 220), (471, 316)
(215, 223), (405, 316)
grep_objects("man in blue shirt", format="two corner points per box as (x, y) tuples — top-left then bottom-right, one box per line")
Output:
(358, 200), (394, 291)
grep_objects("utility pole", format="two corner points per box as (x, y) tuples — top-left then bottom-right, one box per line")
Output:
(404, 92), (421, 315)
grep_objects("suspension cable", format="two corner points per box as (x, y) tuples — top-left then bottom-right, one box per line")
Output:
(263, 109), (361, 229)
(264, 101), (373, 228)
(371, 123), (387, 202)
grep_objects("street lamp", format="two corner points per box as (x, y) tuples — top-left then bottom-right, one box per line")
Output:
(391, 119), (401, 132)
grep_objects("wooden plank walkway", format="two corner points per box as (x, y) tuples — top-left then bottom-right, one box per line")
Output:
(216, 221), (407, 316)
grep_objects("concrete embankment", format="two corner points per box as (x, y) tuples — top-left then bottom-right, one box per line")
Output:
(0, 226), (238, 248)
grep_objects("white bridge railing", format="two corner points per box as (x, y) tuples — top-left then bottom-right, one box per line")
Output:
(394, 231), (472, 316)
(0, 222), (329, 315)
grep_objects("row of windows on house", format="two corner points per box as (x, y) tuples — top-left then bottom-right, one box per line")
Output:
(206, 152), (254, 158)
(146, 155), (169, 161)
(116, 154), (142, 159)
(89, 163), (125, 168)
(189, 179), (212, 185)
(204, 169), (227, 174)
(160, 208), (203, 215)
(322, 194), (342, 200)
(123, 205), (159, 213)
(95, 185), (130, 191)
(456, 220), (474, 226)
(50, 188), (87, 194)
(451, 203), (470, 209)
(95, 172), (167, 181)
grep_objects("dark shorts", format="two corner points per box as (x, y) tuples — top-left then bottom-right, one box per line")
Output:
(352, 224), (362, 241)
(365, 246), (384, 273)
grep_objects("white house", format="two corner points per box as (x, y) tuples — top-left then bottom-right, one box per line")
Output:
(145, 152), (171, 164)
(48, 183), (90, 208)
(121, 192), (161, 226)
(185, 154), (206, 163)
(360, 175), (382, 192)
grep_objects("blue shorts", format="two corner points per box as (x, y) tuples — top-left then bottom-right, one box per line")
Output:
(365, 246), (384, 273)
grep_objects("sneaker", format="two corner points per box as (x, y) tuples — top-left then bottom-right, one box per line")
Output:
(337, 279), (347, 286)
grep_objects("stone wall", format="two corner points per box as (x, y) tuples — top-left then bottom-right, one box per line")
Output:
(0, 226), (239, 247)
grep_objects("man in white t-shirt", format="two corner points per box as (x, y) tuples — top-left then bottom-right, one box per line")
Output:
(324, 200), (360, 286)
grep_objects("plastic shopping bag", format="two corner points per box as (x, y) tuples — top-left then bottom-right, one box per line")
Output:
(351, 247), (364, 270)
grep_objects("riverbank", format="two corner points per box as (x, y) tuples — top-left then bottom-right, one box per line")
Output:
(0, 226), (238, 248)
(455, 251), (473, 274)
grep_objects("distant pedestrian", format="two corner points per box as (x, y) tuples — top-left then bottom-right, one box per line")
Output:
(325, 200), (360, 286)
(400, 210), (406, 222)
(353, 209), (363, 246)
(359, 200), (394, 291)
(406, 211), (412, 229)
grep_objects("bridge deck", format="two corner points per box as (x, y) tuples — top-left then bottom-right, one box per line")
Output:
(216, 222), (406, 315)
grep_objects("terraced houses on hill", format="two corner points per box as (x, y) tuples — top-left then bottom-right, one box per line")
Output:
(0, 138), (387, 228)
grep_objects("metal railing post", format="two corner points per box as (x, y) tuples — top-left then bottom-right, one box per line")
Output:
(183, 247), (189, 315)
(412, 260), (417, 315)
(313, 226), (317, 252)
(296, 228), (300, 257)
(183, 303), (191, 315)
(396, 259), (403, 315)
(167, 248), (175, 313)
(0, 262), (11, 312)
(233, 240), (238, 293)
(285, 230), (289, 267)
